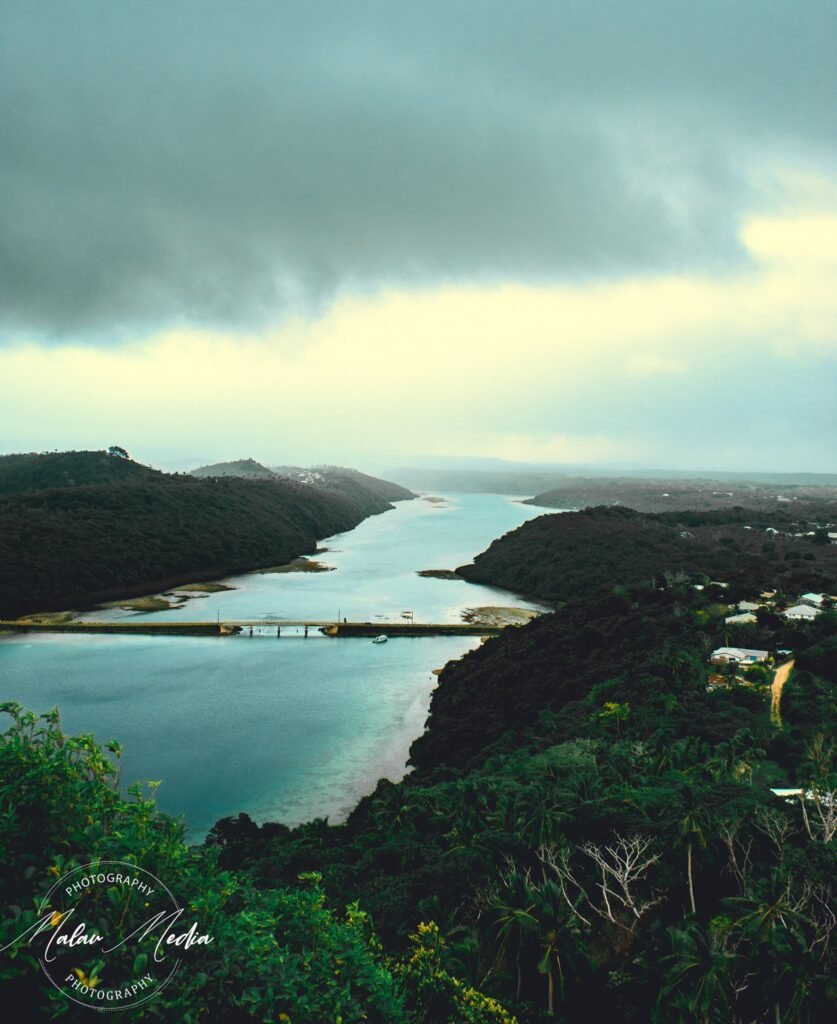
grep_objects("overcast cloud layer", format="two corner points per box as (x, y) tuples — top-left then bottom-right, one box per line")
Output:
(2, 0), (835, 336)
(1, 3), (835, 472)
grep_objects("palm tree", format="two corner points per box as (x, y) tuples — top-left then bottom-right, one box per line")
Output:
(530, 879), (584, 1016)
(676, 783), (711, 915)
(728, 888), (816, 1024)
(491, 869), (538, 1002)
(657, 920), (736, 1023)
(514, 780), (570, 851)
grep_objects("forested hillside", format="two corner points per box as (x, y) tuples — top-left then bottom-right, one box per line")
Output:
(457, 505), (837, 603)
(0, 450), (408, 617)
(271, 464), (416, 503)
(207, 582), (836, 1023)
(202, 506), (836, 1020)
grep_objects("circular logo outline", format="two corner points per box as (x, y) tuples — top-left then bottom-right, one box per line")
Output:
(38, 859), (183, 1012)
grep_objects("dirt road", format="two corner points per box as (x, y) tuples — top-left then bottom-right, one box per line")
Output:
(771, 659), (795, 726)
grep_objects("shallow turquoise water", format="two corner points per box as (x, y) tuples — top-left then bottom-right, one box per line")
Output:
(0, 494), (552, 839)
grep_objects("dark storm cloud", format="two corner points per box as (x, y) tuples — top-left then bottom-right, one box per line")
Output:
(1, 0), (834, 336)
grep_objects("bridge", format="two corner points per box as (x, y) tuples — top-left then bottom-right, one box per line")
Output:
(0, 619), (505, 639)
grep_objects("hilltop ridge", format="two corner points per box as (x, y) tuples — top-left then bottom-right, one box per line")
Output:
(191, 458), (276, 479)
(0, 449), (163, 494)
(456, 504), (837, 604)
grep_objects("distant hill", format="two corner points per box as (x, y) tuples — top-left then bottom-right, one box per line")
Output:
(270, 465), (415, 503)
(387, 464), (837, 495)
(0, 450), (162, 495)
(191, 458), (277, 479)
(386, 466), (567, 495)
(457, 504), (837, 604)
(526, 476), (837, 515)
(190, 459), (414, 503)
(0, 451), (409, 617)
(324, 466), (416, 503)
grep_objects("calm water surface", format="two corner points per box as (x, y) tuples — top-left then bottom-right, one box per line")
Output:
(0, 494), (552, 839)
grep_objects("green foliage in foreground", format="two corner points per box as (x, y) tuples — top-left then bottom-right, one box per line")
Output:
(0, 703), (516, 1023)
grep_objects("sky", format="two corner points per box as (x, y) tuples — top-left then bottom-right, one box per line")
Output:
(1, 1), (835, 473)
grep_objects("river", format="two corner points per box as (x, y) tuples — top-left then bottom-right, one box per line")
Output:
(0, 493), (551, 840)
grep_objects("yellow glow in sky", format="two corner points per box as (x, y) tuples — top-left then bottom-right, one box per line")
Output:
(2, 206), (835, 470)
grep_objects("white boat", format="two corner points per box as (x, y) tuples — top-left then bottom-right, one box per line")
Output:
(372, 635), (388, 644)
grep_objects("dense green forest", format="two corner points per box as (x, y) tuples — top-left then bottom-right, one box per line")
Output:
(0, 450), (410, 617)
(457, 505), (837, 604)
(208, 583), (837, 1023)
(1, 487), (834, 1020)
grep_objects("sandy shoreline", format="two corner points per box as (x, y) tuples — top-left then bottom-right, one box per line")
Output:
(253, 557), (335, 574)
(461, 605), (541, 627)
(11, 551), (342, 621)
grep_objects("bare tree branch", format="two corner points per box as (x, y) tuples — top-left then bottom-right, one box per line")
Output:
(539, 834), (662, 934)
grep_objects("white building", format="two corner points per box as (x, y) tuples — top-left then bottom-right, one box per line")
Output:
(783, 604), (819, 621)
(710, 647), (769, 665)
(725, 612), (757, 624)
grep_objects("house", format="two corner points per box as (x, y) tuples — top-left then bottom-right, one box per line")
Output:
(725, 612), (756, 624)
(738, 601), (761, 611)
(799, 593), (824, 607)
(710, 647), (769, 665)
(783, 604), (819, 621)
